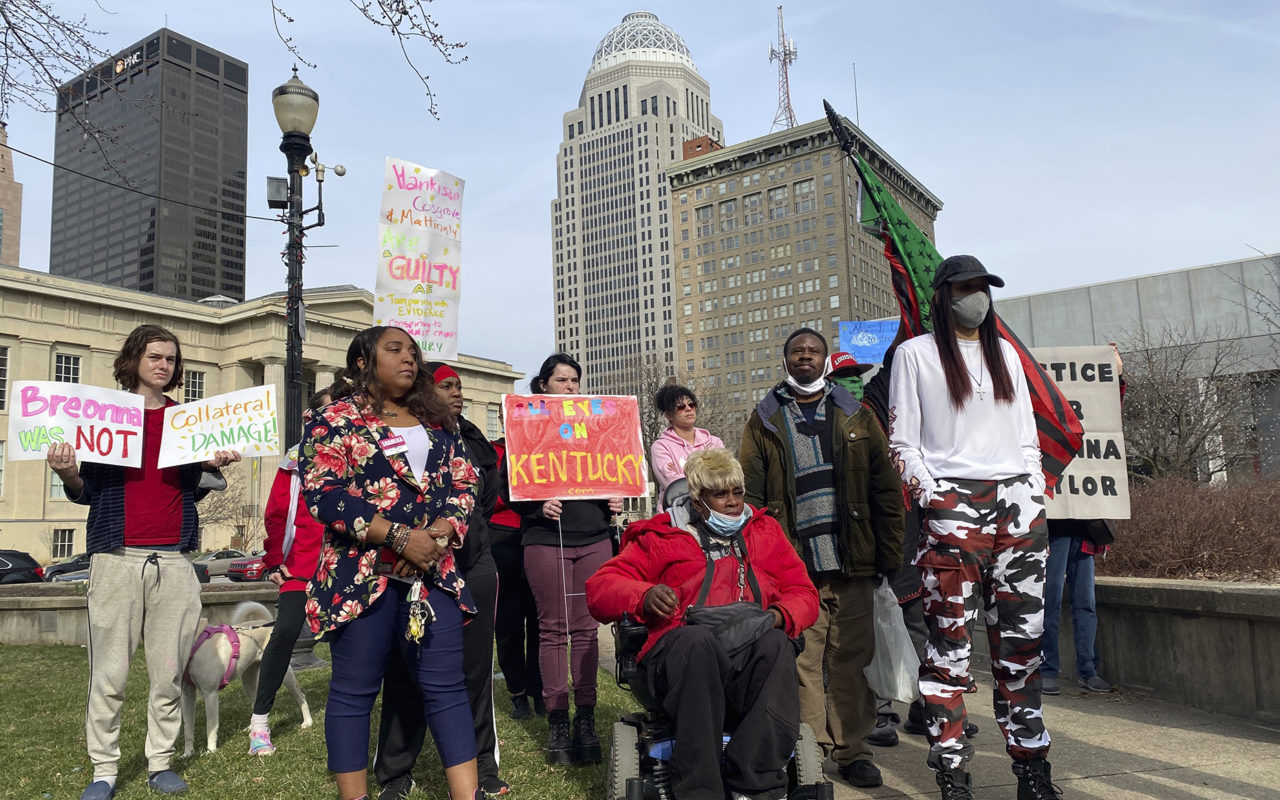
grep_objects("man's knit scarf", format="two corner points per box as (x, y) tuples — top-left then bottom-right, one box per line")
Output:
(776, 384), (843, 574)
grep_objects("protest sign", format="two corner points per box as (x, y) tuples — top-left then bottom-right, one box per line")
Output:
(503, 394), (648, 501)
(374, 157), (464, 360)
(158, 385), (279, 468)
(838, 319), (897, 365)
(1033, 346), (1130, 519)
(7, 381), (145, 467)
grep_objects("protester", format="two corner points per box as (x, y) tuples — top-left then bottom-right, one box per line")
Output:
(649, 384), (724, 510)
(512, 353), (623, 766)
(587, 448), (820, 800)
(373, 363), (508, 799)
(826, 351), (873, 400)
(857, 329), (978, 746)
(300, 325), (480, 800)
(739, 328), (905, 789)
(47, 324), (238, 800)
(248, 388), (332, 756)
(1042, 343), (1125, 698)
(888, 255), (1058, 799)
(489, 437), (543, 721)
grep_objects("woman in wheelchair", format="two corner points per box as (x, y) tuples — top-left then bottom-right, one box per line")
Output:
(587, 448), (819, 800)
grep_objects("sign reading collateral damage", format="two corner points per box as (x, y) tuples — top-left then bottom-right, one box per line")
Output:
(158, 385), (280, 468)
(1033, 345), (1131, 520)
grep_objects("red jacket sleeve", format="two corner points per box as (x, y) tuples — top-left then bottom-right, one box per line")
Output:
(586, 525), (662, 624)
(261, 467), (294, 570)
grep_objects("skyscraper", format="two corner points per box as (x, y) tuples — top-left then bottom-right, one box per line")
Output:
(50, 30), (248, 300)
(551, 12), (722, 391)
(667, 117), (942, 446)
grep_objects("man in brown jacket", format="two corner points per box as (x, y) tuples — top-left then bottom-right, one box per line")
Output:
(740, 328), (904, 789)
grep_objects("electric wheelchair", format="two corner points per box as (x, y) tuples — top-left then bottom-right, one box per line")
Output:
(603, 479), (832, 800)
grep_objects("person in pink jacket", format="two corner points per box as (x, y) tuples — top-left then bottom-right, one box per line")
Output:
(247, 389), (330, 755)
(649, 385), (724, 510)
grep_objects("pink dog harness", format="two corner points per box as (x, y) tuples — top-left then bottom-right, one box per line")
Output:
(184, 624), (242, 690)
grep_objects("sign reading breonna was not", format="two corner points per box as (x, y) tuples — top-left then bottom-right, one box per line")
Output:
(1033, 346), (1130, 520)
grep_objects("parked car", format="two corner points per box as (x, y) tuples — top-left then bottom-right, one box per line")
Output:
(227, 555), (266, 582)
(0, 550), (45, 584)
(43, 552), (93, 581)
(187, 549), (248, 577)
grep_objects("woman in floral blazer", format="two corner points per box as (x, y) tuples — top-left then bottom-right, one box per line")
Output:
(300, 325), (481, 800)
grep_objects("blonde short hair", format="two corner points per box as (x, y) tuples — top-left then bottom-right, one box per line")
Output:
(684, 448), (744, 501)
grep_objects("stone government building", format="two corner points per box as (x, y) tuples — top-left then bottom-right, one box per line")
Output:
(0, 265), (521, 563)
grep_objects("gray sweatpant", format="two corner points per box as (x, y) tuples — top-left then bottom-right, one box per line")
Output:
(85, 547), (202, 780)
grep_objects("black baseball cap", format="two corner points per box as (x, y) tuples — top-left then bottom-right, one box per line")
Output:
(931, 254), (1005, 290)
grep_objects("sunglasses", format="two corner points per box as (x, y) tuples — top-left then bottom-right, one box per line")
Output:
(675, 401), (698, 411)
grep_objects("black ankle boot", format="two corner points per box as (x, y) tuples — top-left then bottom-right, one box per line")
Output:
(1013, 758), (1062, 800)
(510, 694), (531, 720)
(935, 768), (973, 800)
(546, 709), (573, 765)
(571, 705), (602, 765)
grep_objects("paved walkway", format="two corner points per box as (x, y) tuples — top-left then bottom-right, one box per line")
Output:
(597, 625), (1280, 799)
(827, 679), (1280, 799)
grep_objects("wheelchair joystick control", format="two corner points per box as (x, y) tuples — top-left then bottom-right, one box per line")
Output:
(625, 777), (644, 800)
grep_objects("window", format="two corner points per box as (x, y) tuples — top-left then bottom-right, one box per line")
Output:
(52, 529), (75, 560)
(55, 353), (81, 383)
(0, 345), (7, 409)
(830, 295), (841, 308)
(50, 470), (66, 499)
(0, 441), (4, 498)
(486, 407), (501, 439)
(185, 370), (205, 402)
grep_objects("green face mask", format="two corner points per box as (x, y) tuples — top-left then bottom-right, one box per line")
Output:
(831, 373), (864, 400)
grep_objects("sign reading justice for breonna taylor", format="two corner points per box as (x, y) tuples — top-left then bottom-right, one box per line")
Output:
(502, 394), (648, 502)
(1032, 345), (1131, 520)
(374, 157), (464, 360)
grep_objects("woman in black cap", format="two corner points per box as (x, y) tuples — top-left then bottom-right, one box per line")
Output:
(886, 256), (1059, 799)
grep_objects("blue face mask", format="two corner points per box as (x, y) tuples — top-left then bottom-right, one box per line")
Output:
(701, 505), (750, 536)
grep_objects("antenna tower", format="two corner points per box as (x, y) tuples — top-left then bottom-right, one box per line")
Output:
(769, 5), (798, 131)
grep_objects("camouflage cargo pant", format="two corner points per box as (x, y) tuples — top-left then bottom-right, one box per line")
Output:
(915, 475), (1049, 771)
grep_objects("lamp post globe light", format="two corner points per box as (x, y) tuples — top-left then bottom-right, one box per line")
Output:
(271, 68), (319, 451)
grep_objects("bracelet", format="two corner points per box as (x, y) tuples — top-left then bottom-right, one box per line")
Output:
(386, 522), (411, 555)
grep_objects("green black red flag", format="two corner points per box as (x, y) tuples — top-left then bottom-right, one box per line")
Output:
(823, 101), (1084, 493)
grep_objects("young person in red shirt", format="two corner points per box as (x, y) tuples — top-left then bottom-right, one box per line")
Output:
(47, 324), (239, 800)
(247, 388), (331, 755)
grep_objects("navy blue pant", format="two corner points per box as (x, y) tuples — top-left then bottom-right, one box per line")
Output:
(326, 581), (475, 772)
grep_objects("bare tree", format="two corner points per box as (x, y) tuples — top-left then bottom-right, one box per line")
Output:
(1120, 325), (1264, 482)
(196, 474), (267, 553)
(273, 0), (466, 120)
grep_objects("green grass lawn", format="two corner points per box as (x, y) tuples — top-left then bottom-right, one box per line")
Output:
(1, 643), (638, 799)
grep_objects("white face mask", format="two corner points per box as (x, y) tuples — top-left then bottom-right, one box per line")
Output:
(782, 356), (830, 395)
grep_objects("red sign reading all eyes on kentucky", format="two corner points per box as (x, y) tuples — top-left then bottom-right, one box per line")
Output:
(502, 394), (648, 502)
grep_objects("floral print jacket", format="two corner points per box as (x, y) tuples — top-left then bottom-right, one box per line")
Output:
(301, 394), (478, 637)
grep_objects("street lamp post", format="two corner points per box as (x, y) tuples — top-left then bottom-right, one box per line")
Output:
(269, 68), (343, 671)
(271, 67), (320, 450)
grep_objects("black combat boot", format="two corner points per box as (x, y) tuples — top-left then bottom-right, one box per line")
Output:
(935, 768), (974, 800)
(546, 709), (573, 765)
(571, 705), (602, 765)
(1012, 758), (1062, 800)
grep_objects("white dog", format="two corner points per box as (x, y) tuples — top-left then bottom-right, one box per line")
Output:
(181, 600), (313, 756)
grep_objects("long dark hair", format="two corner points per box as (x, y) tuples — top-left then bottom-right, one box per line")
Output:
(114, 324), (184, 392)
(329, 326), (455, 430)
(531, 353), (582, 393)
(930, 282), (1014, 408)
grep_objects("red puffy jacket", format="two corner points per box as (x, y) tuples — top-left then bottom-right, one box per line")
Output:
(586, 508), (819, 662)
(262, 449), (325, 593)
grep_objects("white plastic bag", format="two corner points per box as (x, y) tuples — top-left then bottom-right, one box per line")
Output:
(863, 578), (920, 704)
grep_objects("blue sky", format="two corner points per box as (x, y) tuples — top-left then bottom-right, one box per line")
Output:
(5, 0), (1279, 383)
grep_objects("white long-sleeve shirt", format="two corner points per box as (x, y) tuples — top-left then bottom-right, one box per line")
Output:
(887, 333), (1042, 503)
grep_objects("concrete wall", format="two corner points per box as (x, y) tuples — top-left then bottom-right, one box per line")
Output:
(0, 584), (279, 647)
(1056, 577), (1280, 724)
